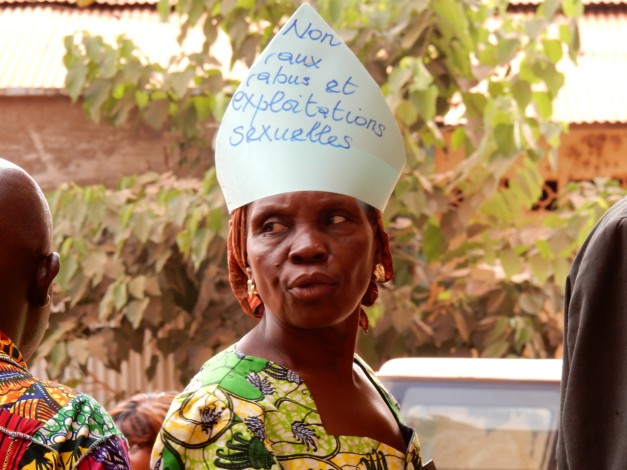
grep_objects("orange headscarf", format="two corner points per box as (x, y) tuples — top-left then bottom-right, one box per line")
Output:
(226, 203), (394, 332)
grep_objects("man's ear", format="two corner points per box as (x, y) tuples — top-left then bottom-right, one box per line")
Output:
(28, 252), (60, 307)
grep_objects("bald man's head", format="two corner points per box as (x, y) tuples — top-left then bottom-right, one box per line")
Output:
(0, 158), (59, 360)
(0, 159), (53, 259)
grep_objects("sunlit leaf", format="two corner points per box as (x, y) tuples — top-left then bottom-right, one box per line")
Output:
(125, 299), (150, 328)
(422, 218), (445, 263)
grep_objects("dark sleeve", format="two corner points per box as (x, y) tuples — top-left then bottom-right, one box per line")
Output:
(557, 197), (627, 469)
(76, 436), (131, 469)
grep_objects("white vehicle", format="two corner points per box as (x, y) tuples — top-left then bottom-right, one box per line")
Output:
(377, 357), (562, 470)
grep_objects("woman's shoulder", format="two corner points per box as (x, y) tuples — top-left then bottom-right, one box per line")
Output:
(353, 354), (403, 413)
(184, 344), (277, 396)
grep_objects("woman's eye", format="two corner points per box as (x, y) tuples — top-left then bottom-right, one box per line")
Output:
(329, 215), (347, 224)
(262, 221), (287, 232)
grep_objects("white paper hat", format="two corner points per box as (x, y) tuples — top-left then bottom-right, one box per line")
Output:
(216, 3), (405, 212)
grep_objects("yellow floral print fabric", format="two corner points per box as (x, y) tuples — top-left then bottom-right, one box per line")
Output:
(152, 345), (422, 469)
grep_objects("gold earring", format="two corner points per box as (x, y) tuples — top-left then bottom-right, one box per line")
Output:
(247, 278), (258, 297)
(246, 267), (258, 297)
(374, 263), (386, 282)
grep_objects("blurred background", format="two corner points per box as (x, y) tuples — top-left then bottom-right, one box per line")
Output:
(1, 0), (625, 406)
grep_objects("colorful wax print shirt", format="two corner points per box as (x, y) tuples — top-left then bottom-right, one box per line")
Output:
(0, 331), (131, 469)
(152, 345), (423, 469)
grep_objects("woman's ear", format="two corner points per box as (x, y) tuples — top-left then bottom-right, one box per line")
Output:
(28, 252), (60, 307)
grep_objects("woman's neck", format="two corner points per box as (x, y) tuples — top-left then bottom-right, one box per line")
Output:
(237, 311), (360, 376)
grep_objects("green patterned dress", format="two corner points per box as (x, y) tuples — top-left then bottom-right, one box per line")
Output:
(152, 345), (422, 469)
(0, 331), (130, 469)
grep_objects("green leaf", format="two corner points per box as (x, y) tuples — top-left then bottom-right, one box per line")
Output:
(511, 79), (532, 110)
(533, 92), (552, 119)
(65, 63), (87, 102)
(432, 0), (469, 43)
(327, 0), (343, 24)
(535, 239), (551, 258)
(410, 85), (438, 122)
(56, 254), (79, 290)
(387, 65), (413, 91)
(542, 39), (563, 63)
(519, 292), (543, 315)
(500, 249), (522, 279)
(83, 79), (111, 123)
(530, 254), (550, 283)
(553, 256), (570, 287)
(513, 321), (532, 351)
(496, 37), (520, 65)
(67, 338), (90, 365)
(112, 83), (125, 100)
(84, 35), (104, 62)
(191, 228), (212, 271)
(462, 92), (488, 118)
(410, 61), (433, 91)
(112, 279), (128, 311)
(176, 230), (192, 258)
(396, 100), (419, 126)
(537, 0), (561, 19)
(191, 95), (214, 120)
(168, 69), (194, 99)
(47, 343), (68, 378)
(128, 275), (146, 299)
(422, 218), (445, 263)
(524, 18), (547, 41)
(482, 339), (510, 358)
(143, 99), (170, 130)
(493, 123), (517, 158)
(450, 126), (466, 151)
(157, 0), (170, 21)
(125, 298), (150, 328)
(562, 0), (584, 18)
(135, 90), (149, 109)
(81, 252), (107, 284)
(529, 59), (563, 97)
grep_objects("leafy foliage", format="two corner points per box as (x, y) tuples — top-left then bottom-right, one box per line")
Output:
(43, 171), (255, 383)
(43, 0), (623, 383)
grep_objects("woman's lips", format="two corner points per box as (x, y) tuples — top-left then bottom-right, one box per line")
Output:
(288, 273), (337, 300)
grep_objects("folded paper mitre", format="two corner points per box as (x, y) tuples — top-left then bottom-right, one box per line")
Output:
(215, 3), (405, 212)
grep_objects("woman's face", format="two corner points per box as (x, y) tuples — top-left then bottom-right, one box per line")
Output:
(246, 191), (379, 329)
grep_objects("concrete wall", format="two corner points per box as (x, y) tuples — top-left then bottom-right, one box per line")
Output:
(435, 124), (627, 194)
(0, 95), (171, 191)
(556, 125), (627, 185)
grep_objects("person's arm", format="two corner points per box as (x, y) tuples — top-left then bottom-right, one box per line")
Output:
(75, 435), (131, 469)
(558, 197), (627, 469)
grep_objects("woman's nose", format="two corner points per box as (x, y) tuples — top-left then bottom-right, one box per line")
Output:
(288, 226), (328, 263)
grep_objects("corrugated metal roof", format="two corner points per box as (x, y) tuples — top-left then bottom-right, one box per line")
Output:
(1, 0), (158, 5)
(553, 12), (627, 123)
(0, 6), (233, 93)
(0, 5), (626, 124)
(7, 0), (621, 6)
(442, 11), (627, 125)
(509, 0), (627, 6)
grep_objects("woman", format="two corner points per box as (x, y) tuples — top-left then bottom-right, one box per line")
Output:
(111, 392), (177, 470)
(152, 193), (423, 469)
(152, 4), (430, 469)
